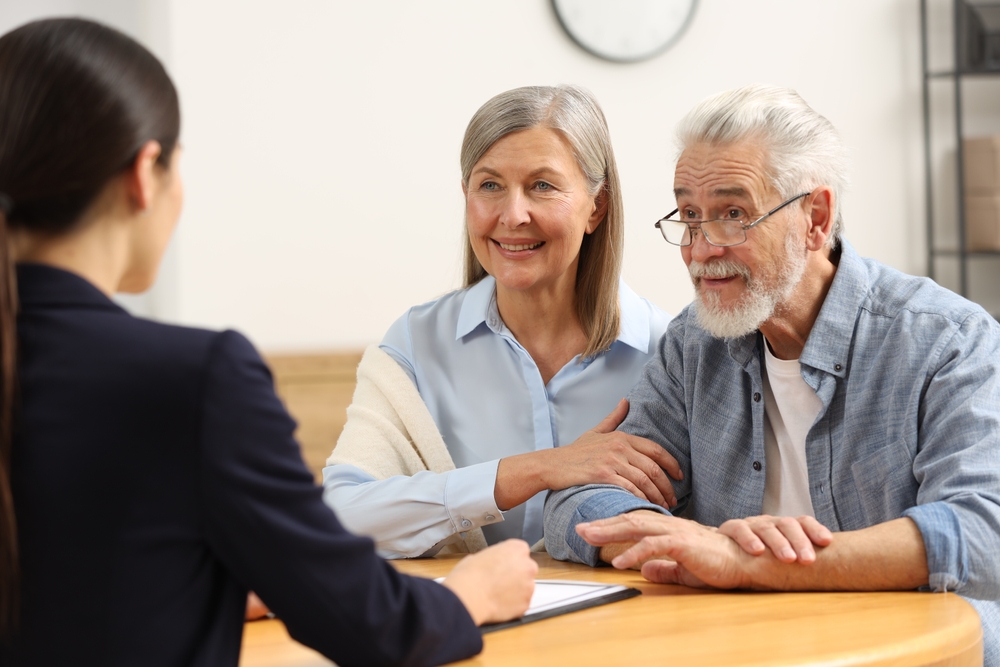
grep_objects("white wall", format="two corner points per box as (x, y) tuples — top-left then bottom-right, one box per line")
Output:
(6, 1), (931, 351)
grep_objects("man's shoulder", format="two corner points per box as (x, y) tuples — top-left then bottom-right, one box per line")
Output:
(860, 256), (990, 327)
(651, 304), (738, 376)
(662, 303), (730, 347)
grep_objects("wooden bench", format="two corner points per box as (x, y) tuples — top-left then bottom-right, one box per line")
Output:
(265, 351), (363, 482)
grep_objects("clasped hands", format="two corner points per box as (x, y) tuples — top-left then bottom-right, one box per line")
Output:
(576, 510), (834, 589)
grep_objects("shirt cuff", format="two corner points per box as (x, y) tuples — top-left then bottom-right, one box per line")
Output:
(903, 501), (968, 593)
(444, 460), (504, 535)
(546, 485), (667, 566)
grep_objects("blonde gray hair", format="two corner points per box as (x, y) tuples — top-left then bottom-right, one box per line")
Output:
(460, 85), (623, 358)
(676, 84), (850, 244)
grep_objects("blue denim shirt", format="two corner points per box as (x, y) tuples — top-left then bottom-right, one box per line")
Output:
(544, 241), (1000, 663)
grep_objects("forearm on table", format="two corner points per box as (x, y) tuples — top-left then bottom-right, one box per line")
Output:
(744, 517), (929, 591)
(599, 542), (637, 565)
(544, 487), (667, 565)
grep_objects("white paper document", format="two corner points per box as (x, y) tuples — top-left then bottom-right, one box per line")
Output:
(438, 576), (640, 631)
(524, 580), (632, 618)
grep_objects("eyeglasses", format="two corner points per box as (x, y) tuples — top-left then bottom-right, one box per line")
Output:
(654, 192), (811, 247)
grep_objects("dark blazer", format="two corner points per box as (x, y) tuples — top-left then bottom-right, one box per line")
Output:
(2, 264), (480, 667)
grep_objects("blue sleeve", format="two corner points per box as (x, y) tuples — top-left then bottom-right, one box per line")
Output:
(380, 311), (417, 386)
(901, 312), (1000, 600)
(322, 461), (503, 559)
(544, 485), (666, 565)
(197, 330), (481, 667)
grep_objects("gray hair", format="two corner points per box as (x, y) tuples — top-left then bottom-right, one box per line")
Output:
(676, 84), (850, 244)
(460, 85), (624, 358)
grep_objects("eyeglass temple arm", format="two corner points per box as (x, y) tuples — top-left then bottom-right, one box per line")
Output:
(655, 209), (681, 228)
(763, 191), (811, 218)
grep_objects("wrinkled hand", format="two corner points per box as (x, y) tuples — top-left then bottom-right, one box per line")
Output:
(576, 512), (754, 589)
(442, 539), (537, 626)
(547, 398), (682, 508)
(719, 515), (833, 563)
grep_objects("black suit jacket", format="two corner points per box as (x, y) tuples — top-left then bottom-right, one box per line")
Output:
(2, 264), (480, 666)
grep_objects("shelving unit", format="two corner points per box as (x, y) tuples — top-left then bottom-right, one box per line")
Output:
(921, 0), (1000, 316)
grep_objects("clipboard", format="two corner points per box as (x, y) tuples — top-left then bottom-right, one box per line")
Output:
(480, 579), (641, 634)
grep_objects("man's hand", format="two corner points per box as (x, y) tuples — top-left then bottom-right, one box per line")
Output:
(718, 515), (833, 563)
(578, 514), (928, 593)
(577, 512), (755, 589)
(495, 399), (683, 510)
(442, 539), (537, 626)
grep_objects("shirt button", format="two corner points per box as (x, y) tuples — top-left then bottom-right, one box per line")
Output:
(752, 461), (762, 471)
(834, 363), (843, 372)
(461, 519), (472, 529)
(753, 392), (761, 403)
(485, 514), (496, 521)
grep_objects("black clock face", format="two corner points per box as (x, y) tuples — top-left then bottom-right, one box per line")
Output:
(552, 0), (698, 63)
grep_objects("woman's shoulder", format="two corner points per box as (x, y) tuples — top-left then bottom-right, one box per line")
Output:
(121, 316), (251, 365)
(381, 278), (495, 354)
(618, 280), (672, 354)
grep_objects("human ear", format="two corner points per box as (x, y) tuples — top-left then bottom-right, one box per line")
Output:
(586, 183), (609, 234)
(803, 187), (834, 251)
(123, 140), (163, 213)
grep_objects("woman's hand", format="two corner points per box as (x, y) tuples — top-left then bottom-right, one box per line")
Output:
(494, 399), (682, 510)
(245, 591), (271, 620)
(718, 515), (833, 563)
(442, 539), (537, 625)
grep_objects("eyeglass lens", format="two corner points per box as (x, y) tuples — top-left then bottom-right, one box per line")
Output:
(658, 218), (747, 247)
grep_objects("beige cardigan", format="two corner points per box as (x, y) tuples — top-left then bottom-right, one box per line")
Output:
(327, 344), (489, 554)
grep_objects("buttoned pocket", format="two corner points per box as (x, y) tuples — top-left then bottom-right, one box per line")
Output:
(849, 437), (918, 525)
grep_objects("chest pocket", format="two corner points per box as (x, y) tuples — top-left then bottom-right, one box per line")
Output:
(849, 437), (918, 525)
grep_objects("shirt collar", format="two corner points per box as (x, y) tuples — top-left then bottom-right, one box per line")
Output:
(725, 239), (868, 377)
(455, 275), (652, 353)
(798, 239), (868, 378)
(455, 275), (498, 339)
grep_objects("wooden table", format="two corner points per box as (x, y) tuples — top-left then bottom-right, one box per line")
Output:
(239, 554), (983, 667)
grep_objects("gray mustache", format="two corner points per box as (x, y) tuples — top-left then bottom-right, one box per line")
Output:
(688, 259), (751, 281)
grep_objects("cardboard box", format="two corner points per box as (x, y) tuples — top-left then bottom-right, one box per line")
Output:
(965, 194), (1000, 250)
(963, 136), (1000, 194)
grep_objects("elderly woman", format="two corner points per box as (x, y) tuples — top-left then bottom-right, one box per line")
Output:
(323, 86), (678, 557)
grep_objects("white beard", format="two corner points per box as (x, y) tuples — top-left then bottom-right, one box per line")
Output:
(690, 230), (808, 339)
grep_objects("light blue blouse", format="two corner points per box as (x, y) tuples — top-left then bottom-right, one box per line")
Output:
(322, 276), (670, 558)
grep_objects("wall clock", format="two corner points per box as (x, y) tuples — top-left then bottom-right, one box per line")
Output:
(552, 0), (698, 63)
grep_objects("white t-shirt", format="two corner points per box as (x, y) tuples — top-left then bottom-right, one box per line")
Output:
(761, 339), (821, 517)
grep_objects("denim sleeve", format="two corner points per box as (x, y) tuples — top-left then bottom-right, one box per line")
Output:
(904, 311), (1000, 600)
(544, 485), (667, 565)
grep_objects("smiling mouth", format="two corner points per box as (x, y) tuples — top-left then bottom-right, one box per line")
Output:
(494, 240), (543, 251)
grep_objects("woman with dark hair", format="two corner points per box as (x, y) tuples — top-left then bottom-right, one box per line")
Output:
(0, 17), (535, 666)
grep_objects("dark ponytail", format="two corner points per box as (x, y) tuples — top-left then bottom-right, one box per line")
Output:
(0, 194), (17, 635)
(0, 17), (180, 636)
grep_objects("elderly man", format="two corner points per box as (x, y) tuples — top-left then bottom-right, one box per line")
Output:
(544, 84), (1000, 663)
